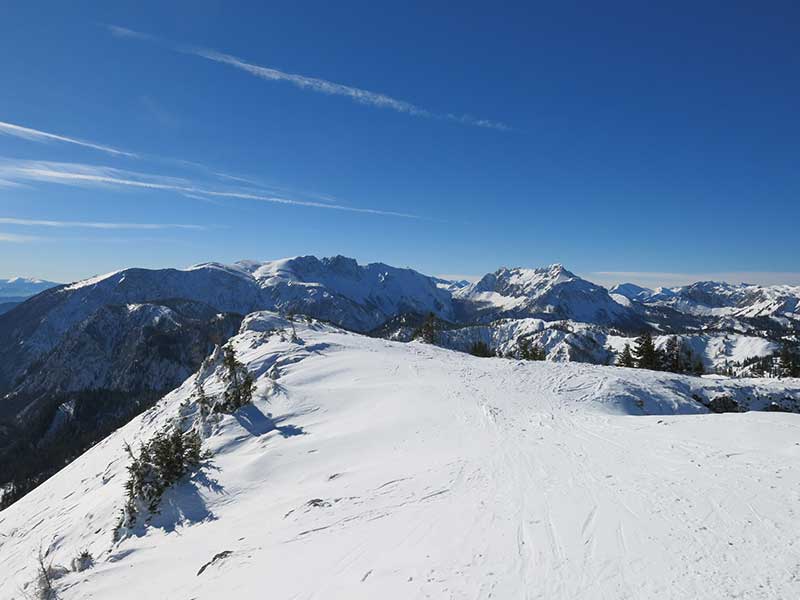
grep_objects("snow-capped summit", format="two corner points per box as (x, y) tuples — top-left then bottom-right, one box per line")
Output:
(456, 264), (640, 327)
(0, 276), (60, 298)
(609, 282), (657, 302)
(243, 255), (454, 327)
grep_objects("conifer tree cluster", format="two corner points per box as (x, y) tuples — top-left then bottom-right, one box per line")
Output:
(720, 344), (800, 378)
(618, 333), (704, 375)
(413, 312), (438, 344)
(617, 343), (635, 367)
(469, 340), (495, 357)
(517, 336), (546, 361)
(778, 342), (800, 378)
(116, 425), (206, 535)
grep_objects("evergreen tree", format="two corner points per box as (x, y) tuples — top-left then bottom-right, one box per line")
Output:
(518, 336), (545, 360)
(469, 341), (494, 357)
(617, 343), (636, 368)
(117, 425), (205, 534)
(219, 346), (255, 413)
(518, 336), (531, 360)
(692, 358), (705, 376)
(778, 342), (799, 377)
(633, 331), (660, 370)
(414, 312), (437, 344)
(663, 336), (684, 373)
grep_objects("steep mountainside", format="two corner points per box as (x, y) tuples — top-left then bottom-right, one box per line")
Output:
(0, 300), (22, 315)
(1, 314), (798, 599)
(455, 264), (642, 328)
(0, 299), (242, 508)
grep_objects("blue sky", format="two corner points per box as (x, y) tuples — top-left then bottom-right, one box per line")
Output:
(1, 1), (799, 286)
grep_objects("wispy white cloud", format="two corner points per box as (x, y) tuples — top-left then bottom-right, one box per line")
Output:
(0, 177), (25, 188)
(107, 25), (510, 131)
(0, 232), (39, 243)
(0, 158), (421, 219)
(211, 171), (341, 205)
(0, 217), (206, 231)
(106, 25), (155, 42)
(0, 120), (137, 158)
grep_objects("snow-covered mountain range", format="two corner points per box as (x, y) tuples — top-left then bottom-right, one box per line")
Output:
(0, 255), (798, 512)
(0, 277), (60, 315)
(1, 314), (798, 599)
(611, 279), (800, 322)
(0, 276), (59, 299)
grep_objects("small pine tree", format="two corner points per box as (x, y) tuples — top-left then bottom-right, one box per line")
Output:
(286, 312), (299, 343)
(117, 425), (206, 534)
(692, 358), (705, 376)
(34, 546), (58, 600)
(193, 379), (213, 418)
(633, 331), (660, 370)
(71, 550), (93, 573)
(218, 346), (255, 413)
(617, 343), (636, 368)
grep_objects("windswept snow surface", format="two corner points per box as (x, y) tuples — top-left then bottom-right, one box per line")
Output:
(1, 315), (799, 599)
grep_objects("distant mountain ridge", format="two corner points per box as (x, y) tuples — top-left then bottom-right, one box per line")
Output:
(1, 254), (798, 510)
(3, 257), (798, 395)
(611, 279), (800, 321)
(0, 277), (60, 298)
(455, 264), (641, 328)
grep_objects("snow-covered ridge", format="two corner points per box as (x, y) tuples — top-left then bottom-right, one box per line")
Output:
(612, 279), (800, 320)
(0, 276), (60, 298)
(57, 255), (454, 333)
(3, 255), (797, 403)
(1, 313), (799, 599)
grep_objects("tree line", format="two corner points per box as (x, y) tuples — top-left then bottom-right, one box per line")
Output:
(616, 332), (705, 374)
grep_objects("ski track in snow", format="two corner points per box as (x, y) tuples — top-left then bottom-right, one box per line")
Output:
(1, 316), (799, 599)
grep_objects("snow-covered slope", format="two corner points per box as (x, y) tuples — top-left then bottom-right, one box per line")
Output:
(437, 318), (615, 364)
(0, 277), (59, 298)
(456, 264), (641, 328)
(2, 314), (799, 599)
